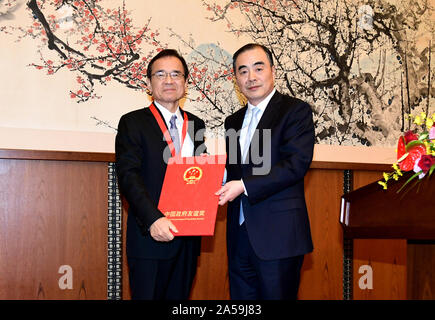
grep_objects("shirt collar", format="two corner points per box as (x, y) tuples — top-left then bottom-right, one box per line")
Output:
(247, 88), (276, 112)
(153, 101), (182, 127)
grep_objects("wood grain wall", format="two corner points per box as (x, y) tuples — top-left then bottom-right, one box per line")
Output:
(351, 171), (407, 300)
(407, 242), (435, 299)
(298, 169), (344, 299)
(0, 156), (108, 299)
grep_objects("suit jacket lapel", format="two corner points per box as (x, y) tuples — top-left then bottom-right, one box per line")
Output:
(234, 107), (248, 162)
(145, 106), (168, 139)
(255, 91), (282, 132)
(231, 106), (247, 131)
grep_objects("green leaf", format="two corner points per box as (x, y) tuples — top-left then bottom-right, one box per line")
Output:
(397, 171), (421, 193)
(419, 133), (428, 140)
(429, 164), (435, 177)
(406, 140), (425, 151)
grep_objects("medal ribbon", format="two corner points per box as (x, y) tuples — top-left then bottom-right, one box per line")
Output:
(149, 103), (188, 157)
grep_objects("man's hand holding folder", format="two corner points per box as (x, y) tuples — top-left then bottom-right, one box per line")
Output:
(157, 154), (226, 236)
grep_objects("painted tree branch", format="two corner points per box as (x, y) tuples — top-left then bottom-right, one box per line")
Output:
(204, 0), (433, 146)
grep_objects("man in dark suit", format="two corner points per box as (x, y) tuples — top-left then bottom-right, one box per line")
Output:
(216, 43), (315, 300)
(115, 49), (206, 300)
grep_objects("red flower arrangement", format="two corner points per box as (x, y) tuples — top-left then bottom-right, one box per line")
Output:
(379, 112), (435, 192)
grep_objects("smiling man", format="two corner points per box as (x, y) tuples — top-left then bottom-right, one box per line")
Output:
(115, 49), (206, 300)
(216, 43), (315, 300)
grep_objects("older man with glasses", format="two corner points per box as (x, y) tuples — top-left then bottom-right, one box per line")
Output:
(115, 49), (206, 300)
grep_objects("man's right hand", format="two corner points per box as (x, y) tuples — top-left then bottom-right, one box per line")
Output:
(149, 217), (178, 242)
(215, 180), (245, 206)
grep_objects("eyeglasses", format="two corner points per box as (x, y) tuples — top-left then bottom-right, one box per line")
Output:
(151, 71), (185, 80)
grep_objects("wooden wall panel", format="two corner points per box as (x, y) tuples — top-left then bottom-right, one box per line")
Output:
(407, 242), (435, 299)
(190, 205), (230, 300)
(298, 169), (344, 299)
(353, 239), (407, 300)
(352, 170), (407, 300)
(121, 202), (131, 300)
(0, 159), (108, 299)
(352, 170), (384, 192)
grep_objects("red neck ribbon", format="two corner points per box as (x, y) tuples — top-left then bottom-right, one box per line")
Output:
(149, 103), (188, 157)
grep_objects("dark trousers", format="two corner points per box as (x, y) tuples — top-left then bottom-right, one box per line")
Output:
(127, 242), (197, 300)
(228, 223), (304, 300)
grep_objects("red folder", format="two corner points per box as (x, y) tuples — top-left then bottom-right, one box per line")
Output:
(158, 155), (226, 236)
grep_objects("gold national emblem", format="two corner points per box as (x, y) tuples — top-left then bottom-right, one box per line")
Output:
(183, 166), (203, 184)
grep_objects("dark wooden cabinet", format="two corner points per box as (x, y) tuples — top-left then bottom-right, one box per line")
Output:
(341, 171), (435, 299)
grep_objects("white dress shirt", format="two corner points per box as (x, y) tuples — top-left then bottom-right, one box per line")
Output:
(239, 88), (276, 157)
